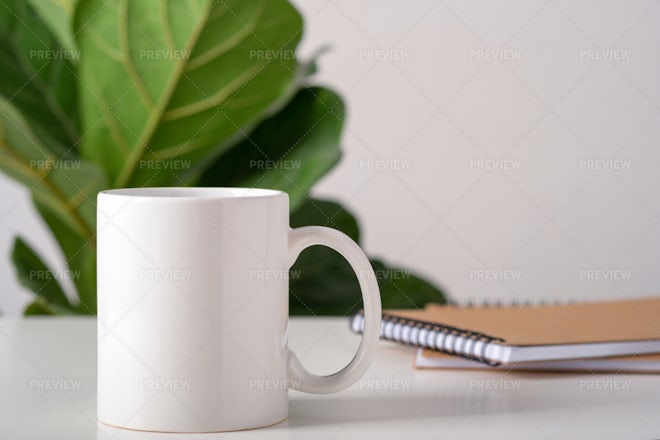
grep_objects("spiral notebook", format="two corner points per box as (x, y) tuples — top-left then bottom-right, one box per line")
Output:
(350, 297), (660, 366)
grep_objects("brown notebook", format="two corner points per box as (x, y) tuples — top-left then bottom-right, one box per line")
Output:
(350, 297), (660, 366)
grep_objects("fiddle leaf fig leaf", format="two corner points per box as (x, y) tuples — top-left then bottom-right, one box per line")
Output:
(0, 97), (105, 313)
(24, 298), (78, 315)
(198, 87), (343, 212)
(11, 236), (74, 312)
(75, 0), (303, 188)
(289, 198), (446, 315)
(369, 258), (447, 310)
(0, 98), (104, 240)
(25, 0), (79, 58)
(34, 200), (98, 313)
(0, 0), (79, 151)
(24, 300), (55, 315)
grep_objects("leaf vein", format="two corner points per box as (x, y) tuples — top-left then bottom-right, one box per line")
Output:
(163, 61), (264, 121)
(114, 1), (213, 187)
(119, 0), (155, 110)
(184, 0), (265, 72)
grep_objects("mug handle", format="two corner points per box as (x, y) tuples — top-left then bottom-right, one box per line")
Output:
(286, 226), (382, 394)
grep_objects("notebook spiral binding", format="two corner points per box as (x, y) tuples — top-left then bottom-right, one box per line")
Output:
(350, 312), (505, 367)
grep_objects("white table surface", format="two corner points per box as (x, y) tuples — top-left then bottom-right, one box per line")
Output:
(1, 317), (659, 439)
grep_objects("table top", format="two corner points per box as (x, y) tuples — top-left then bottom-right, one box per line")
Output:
(1, 317), (659, 439)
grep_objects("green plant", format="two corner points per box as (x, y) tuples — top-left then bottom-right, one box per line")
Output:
(0, 0), (445, 315)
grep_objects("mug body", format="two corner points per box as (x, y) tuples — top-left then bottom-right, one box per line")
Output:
(97, 188), (289, 432)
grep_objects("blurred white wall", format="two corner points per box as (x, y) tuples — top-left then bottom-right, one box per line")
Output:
(2, 0), (660, 314)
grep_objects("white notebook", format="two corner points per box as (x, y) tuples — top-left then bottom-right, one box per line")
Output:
(415, 350), (660, 372)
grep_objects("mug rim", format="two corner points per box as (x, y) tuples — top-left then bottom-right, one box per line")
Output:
(99, 187), (286, 200)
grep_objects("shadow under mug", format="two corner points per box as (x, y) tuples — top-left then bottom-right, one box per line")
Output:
(96, 187), (382, 432)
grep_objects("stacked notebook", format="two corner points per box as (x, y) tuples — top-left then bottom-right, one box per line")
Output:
(350, 297), (660, 372)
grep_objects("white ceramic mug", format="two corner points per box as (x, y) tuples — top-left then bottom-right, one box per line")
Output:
(96, 187), (381, 432)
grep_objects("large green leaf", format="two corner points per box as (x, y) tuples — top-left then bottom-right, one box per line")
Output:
(75, 0), (303, 188)
(24, 300), (56, 315)
(198, 86), (343, 211)
(0, 98), (104, 238)
(25, 0), (79, 57)
(369, 258), (447, 309)
(11, 236), (75, 313)
(0, 0), (78, 151)
(0, 97), (106, 313)
(34, 200), (98, 313)
(289, 198), (446, 315)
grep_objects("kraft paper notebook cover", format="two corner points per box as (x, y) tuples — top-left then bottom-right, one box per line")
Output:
(350, 297), (660, 366)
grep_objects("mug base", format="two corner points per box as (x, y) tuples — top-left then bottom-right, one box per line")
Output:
(97, 415), (288, 433)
